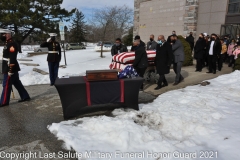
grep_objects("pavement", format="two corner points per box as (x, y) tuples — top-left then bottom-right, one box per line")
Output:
(0, 62), (233, 160)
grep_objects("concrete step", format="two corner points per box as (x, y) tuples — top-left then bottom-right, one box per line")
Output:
(17, 59), (33, 61)
(33, 68), (49, 75)
(20, 63), (39, 66)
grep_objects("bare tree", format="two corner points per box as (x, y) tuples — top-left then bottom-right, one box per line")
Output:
(89, 5), (133, 57)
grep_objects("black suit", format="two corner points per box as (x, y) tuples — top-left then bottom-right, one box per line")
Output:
(155, 42), (173, 86)
(207, 39), (221, 73)
(186, 35), (194, 51)
(194, 38), (206, 71)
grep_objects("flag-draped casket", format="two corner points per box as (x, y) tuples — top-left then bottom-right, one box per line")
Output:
(109, 50), (156, 70)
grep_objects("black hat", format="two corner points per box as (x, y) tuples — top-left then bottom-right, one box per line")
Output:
(134, 35), (140, 40)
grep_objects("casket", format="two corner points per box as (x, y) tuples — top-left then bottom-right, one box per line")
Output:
(86, 70), (118, 81)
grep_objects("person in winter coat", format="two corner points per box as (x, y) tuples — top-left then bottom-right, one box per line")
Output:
(218, 39), (227, 71)
(233, 42), (240, 60)
(186, 32), (195, 52)
(194, 33), (206, 72)
(132, 39), (148, 90)
(154, 35), (173, 90)
(228, 39), (237, 67)
(111, 38), (128, 56)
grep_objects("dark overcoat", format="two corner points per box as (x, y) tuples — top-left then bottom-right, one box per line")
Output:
(155, 42), (173, 75)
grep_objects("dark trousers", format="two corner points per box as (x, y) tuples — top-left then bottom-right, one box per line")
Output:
(217, 54), (224, 71)
(158, 74), (168, 86)
(48, 62), (59, 85)
(0, 73), (30, 105)
(208, 55), (217, 72)
(228, 55), (235, 67)
(136, 67), (147, 78)
(173, 62), (183, 83)
(196, 58), (202, 71)
(136, 67), (147, 89)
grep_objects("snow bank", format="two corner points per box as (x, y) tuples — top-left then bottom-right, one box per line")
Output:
(48, 71), (240, 160)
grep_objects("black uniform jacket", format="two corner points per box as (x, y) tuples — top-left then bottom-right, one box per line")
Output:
(2, 38), (20, 73)
(40, 41), (61, 62)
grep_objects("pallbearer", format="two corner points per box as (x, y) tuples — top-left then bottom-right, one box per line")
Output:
(40, 33), (61, 86)
(0, 28), (30, 107)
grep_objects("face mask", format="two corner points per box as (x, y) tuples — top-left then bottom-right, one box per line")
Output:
(0, 35), (6, 42)
(150, 38), (153, 41)
(171, 40), (176, 43)
(51, 37), (55, 41)
(157, 40), (162, 45)
(115, 43), (120, 46)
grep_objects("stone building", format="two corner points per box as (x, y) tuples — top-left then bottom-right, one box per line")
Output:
(134, 0), (240, 43)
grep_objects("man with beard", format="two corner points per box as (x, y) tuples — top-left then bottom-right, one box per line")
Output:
(111, 38), (128, 56)
(194, 33), (206, 72)
(171, 35), (185, 85)
(154, 35), (173, 90)
(206, 34), (221, 74)
(146, 34), (157, 50)
(40, 33), (61, 86)
(0, 28), (30, 107)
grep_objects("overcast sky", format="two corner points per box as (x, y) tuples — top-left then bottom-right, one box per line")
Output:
(61, 0), (134, 21)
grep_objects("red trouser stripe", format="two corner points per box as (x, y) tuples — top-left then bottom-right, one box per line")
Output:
(3, 76), (10, 104)
(120, 79), (124, 103)
(83, 77), (91, 106)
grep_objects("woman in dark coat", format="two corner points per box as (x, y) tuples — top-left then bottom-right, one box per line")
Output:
(154, 35), (173, 90)
(194, 33), (206, 72)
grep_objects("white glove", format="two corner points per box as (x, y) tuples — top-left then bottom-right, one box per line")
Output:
(8, 72), (14, 77)
(47, 38), (51, 42)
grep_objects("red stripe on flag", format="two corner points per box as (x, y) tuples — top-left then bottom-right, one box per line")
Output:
(120, 79), (124, 103)
(83, 77), (91, 106)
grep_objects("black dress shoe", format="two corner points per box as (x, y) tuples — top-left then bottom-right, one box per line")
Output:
(213, 71), (216, 74)
(154, 86), (162, 90)
(0, 103), (9, 107)
(18, 98), (31, 103)
(179, 77), (184, 83)
(173, 82), (179, 86)
(206, 71), (212, 73)
(162, 83), (168, 87)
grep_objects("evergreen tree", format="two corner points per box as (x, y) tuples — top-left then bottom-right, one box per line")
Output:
(123, 27), (133, 46)
(70, 9), (86, 43)
(0, 0), (75, 52)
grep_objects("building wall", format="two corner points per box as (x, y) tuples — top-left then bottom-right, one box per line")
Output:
(196, 0), (228, 36)
(134, 0), (198, 44)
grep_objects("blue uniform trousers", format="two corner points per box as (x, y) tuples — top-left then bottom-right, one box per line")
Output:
(0, 72), (30, 105)
(48, 62), (59, 85)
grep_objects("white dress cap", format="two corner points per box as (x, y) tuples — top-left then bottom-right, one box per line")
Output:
(0, 28), (12, 33)
(49, 33), (57, 37)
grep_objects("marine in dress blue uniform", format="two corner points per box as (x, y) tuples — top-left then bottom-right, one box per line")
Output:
(0, 28), (30, 107)
(40, 33), (61, 86)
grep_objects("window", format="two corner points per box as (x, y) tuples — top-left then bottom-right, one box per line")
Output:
(228, 0), (240, 13)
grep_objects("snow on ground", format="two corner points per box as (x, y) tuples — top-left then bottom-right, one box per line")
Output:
(1, 44), (112, 86)
(48, 71), (240, 160)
